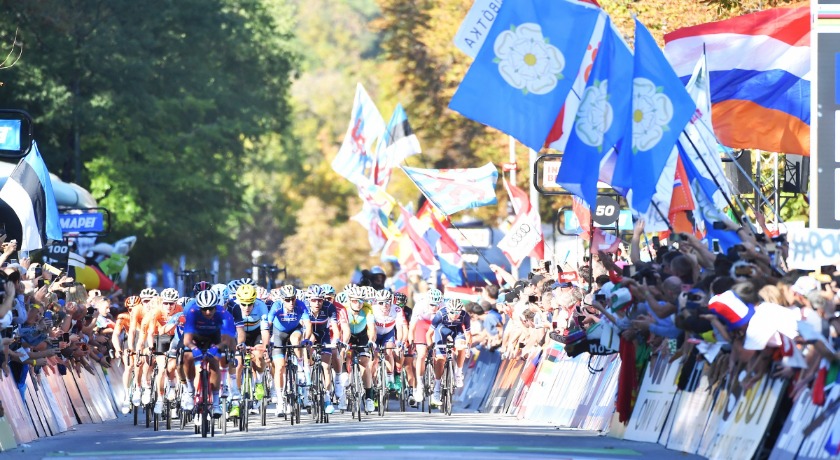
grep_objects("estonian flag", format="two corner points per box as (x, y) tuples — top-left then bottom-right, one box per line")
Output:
(0, 142), (63, 252)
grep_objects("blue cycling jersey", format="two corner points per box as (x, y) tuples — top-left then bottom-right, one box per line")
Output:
(236, 299), (268, 332)
(165, 312), (185, 341)
(307, 302), (336, 336)
(183, 305), (225, 336)
(263, 300), (310, 332)
(431, 308), (471, 334)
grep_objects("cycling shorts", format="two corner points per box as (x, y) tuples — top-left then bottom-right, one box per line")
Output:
(244, 329), (262, 348)
(271, 326), (303, 359)
(348, 330), (371, 358)
(375, 328), (396, 347)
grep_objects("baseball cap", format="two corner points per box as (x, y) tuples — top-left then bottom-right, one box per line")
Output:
(513, 280), (528, 291)
(504, 291), (519, 303)
(529, 275), (545, 286)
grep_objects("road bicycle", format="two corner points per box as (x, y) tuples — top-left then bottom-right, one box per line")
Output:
(421, 345), (435, 414)
(346, 343), (372, 422)
(438, 340), (456, 416)
(308, 343), (334, 424)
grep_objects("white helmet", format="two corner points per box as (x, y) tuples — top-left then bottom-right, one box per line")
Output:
(139, 288), (158, 299)
(347, 286), (365, 300)
(373, 289), (392, 304)
(428, 288), (443, 305)
(278, 284), (296, 300)
(362, 286), (376, 300)
(306, 284), (324, 300)
(195, 290), (219, 309)
(445, 298), (464, 314)
(160, 288), (180, 303)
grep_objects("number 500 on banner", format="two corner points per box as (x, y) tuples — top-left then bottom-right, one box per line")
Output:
(498, 222), (541, 265)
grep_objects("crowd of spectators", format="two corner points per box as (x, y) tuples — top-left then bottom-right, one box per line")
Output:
(1, 236), (122, 400)
(422, 215), (839, 421)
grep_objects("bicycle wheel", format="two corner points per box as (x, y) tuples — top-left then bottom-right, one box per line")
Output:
(377, 361), (387, 417)
(354, 365), (363, 421)
(424, 361), (434, 414)
(200, 370), (210, 438)
(165, 401), (172, 430)
(286, 365), (296, 426)
(399, 369), (407, 412)
(444, 359), (454, 416)
(153, 393), (160, 431)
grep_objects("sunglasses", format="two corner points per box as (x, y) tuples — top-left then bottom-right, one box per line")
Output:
(376, 301), (389, 305)
(241, 302), (254, 308)
(283, 297), (295, 302)
(200, 306), (215, 312)
(142, 299), (151, 303)
(163, 301), (174, 305)
(309, 298), (323, 303)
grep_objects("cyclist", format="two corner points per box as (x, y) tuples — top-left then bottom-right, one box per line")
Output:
(322, 284), (350, 408)
(303, 284), (339, 414)
(345, 285), (376, 413)
(331, 289), (353, 410)
(408, 288), (443, 403)
(182, 290), (226, 417)
(393, 292), (416, 402)
(140, 288), (184, 415)
(230, 283), (269, 419)
(371, 289), (406, 392)
(129, 287), (158, 407)
(113, 295), (141, 413)
(261, 284), (312, 417)
(426, 298), (472, 406)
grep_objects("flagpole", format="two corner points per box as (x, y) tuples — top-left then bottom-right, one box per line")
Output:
(681, 132), (743, 219)
(650, 201), (675, 235)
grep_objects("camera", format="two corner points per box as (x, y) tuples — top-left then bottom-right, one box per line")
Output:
(712, 221), (727, 230)
(527, 295), (538, 303)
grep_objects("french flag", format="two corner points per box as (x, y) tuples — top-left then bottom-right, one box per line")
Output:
(664, 7), (810, 156)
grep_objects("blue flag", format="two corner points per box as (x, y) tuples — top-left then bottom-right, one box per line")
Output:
(615, 19), (696, 212)
(555, 21), (632, 207)
(449, 0), (602, 151)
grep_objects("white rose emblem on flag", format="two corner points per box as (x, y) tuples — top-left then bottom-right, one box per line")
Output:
(631, 77), (674, 152)
(493, 23), (565, 95)
(574, 80), (613, 149)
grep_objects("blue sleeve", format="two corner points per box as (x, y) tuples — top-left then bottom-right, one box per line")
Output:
(183, 309), (198, 335)
(264, 304), (279, 329)
(166, 312), (184, 327)
(431, 311), (443, 328)
(230, 303), (244, 325)
(221, 311), (235, 337)
(299, 305), (310, 322)
(461, 311), (471, 333)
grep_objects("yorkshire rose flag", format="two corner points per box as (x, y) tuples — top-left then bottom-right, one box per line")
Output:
(0, 142), (62, 251)
(401, 163), (498, 215)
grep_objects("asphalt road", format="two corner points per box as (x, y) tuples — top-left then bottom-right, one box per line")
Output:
(6, 400), (704, 460)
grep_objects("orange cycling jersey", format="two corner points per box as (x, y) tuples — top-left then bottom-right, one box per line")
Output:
(141, 304), (184, 337)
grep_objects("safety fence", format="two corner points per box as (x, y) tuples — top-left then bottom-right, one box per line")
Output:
(0, 360), (127, 451)
(455, 342), (840, 460)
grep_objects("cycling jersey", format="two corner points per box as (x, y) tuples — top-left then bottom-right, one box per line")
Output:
(373, 304), (406, 335)
(235, 299), (269, 332)
(263, 300), (310, 333)
(347, 304), (374, 336)
(307, 303), (337, 337)
(183, 304), (226, 349)
(325, 300), (349, 327)
(431, 307), (471, 336)
(410, 300), (437, 323)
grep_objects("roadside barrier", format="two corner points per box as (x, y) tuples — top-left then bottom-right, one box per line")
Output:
(456, 341), (840, 460)
(0, 360), (124, 450)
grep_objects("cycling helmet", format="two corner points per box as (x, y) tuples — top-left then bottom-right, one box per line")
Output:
(336, 292), (349, 304)
(125, 296), (142, 309)
(256, 286), (269, 301)
(306, 284), (324, 300)
(373, 289), (392, 304)
(195, 290), (219, 309)
(160, 288), (180, 303)
(428, 288), (443, 305)
(321, 284), (336, 297)
(236, 284), (257, 304)
(343, 283), (357, 293)
(192, 281), (212, 295)
(348, 286), (365, 300)
(177, 296), (190, 306)
(296, 289), (305, 300)
(362, 285), (376, 300)
(393, 292), (407, 306)
(445, 298), (464, 313)
(239, 277), (256, 286)
(139, 288), (158, 299)
(278, 284), (296, 299)
(370, 266), (386, 276)
(227, 279), (244, 295)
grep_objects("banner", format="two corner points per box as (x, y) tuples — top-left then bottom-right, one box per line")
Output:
(331, 83), (386, 185)
(624, 355), (683, 443)
(787, 227), (840, 270)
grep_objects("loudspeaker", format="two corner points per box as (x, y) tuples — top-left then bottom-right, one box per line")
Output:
(724, 149), (754, 194)
(782, 154), (809, 194)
